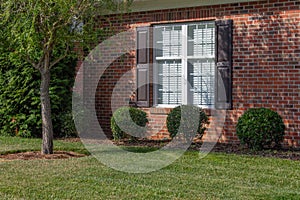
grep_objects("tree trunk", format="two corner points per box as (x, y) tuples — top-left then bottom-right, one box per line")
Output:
(40, 55), (54, 154)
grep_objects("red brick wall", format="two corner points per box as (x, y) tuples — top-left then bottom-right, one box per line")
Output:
(94, 0), (300, 147)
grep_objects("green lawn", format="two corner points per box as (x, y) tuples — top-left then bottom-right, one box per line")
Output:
(0, 137), (299, 200)
(0, 136), (88, 155)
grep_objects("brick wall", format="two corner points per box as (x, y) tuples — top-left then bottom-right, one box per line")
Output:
(94, 0), (300, 147)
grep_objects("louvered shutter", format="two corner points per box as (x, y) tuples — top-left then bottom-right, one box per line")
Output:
(215, 20), (233, 110)
(136, 27), (150, 107)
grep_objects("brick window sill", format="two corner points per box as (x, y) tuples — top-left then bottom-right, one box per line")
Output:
(149, 107), (212, 116)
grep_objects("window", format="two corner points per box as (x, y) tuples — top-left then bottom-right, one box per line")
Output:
(136, 20), (233, 110)
(153, 21), (215, 107)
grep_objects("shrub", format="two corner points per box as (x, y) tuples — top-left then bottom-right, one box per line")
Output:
(236, 108), (285, 150)
(111, 106), (148, 140)
(53, 111), (78, 138)
(0, 41), (77, 138)
(166, 105), (209, 139)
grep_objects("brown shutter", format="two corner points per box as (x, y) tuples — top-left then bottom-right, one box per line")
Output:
(215, 19), (233, 110)
(136, 27), (150, 107)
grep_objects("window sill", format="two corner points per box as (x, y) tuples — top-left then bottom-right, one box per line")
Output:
(150, 105), (213, 116)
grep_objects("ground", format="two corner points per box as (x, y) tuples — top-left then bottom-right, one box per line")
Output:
(1, 138), (300, 161)
(0, 151), (86, 160)
(115, 139), (300, 161)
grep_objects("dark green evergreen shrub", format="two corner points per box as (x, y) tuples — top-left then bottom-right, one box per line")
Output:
(111, 106), (148, 140)
(0, 42), (77, 138)
(166, 105), (209, 139)
(236, 108), (285, 150)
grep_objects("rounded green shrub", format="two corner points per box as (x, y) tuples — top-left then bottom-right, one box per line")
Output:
(166, 105), (209, 139)
(111, 106), (148, 140)
(236, 108), (285, 150)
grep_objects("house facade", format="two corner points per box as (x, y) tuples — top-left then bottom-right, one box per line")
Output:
(94, 0), (300, 147)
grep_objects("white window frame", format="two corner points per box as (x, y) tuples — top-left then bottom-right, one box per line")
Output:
(153, 21), (215, 108)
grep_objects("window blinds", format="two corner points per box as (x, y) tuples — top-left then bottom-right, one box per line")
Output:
(157, 60), (182, 105)
(154, 21), (215, 106)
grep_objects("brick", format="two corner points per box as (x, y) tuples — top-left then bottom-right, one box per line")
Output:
(87, 0), (300, 148)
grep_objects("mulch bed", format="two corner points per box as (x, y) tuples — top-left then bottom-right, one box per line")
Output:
(114, 139), (300, 161)
(0, 151), (86, 161)
(200, 143), (300, 161)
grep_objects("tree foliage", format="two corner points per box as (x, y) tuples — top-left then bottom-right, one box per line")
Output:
(0, 0), (130, 154)
(0, 0), (124, 65)
(0, 44), (77, 138)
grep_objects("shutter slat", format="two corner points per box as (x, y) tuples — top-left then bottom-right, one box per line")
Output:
(215, 19), (233, 110)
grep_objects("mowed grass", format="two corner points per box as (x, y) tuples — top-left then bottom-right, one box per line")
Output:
(0, 137), (299, 199)
(0, 136), (88, 155)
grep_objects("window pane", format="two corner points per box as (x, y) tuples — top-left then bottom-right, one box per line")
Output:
(188, 22), (215, 57)
(188, 59), (215, 106)
(157, 60), (182, 105)
(154, 25), (182, 58)
(153, 21), (215, 107)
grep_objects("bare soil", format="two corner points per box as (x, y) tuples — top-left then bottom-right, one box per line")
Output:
(197, 143), (300, 161)
(0, 151), (86, 161)
(114, 139), (300, 161)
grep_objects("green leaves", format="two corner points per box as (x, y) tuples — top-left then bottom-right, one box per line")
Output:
(111, 106), (149, 140)
(236, 108), (285, 150)
(0, 45), (77, 138)
(166, 105), (209, 139)
(0, 0), (125, 69)
(0, 0), (129, 156)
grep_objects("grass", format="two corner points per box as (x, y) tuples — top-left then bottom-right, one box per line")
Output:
(0, 136), (299, 199)
(0, 136), (88, 155)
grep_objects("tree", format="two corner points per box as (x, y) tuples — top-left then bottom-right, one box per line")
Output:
(0, 0), (129, 154)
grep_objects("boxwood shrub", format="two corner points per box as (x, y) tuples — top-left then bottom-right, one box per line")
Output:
(236, 107), (285, 150)
(166, 105), (209, 139)
(111, 106), (148, 140)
